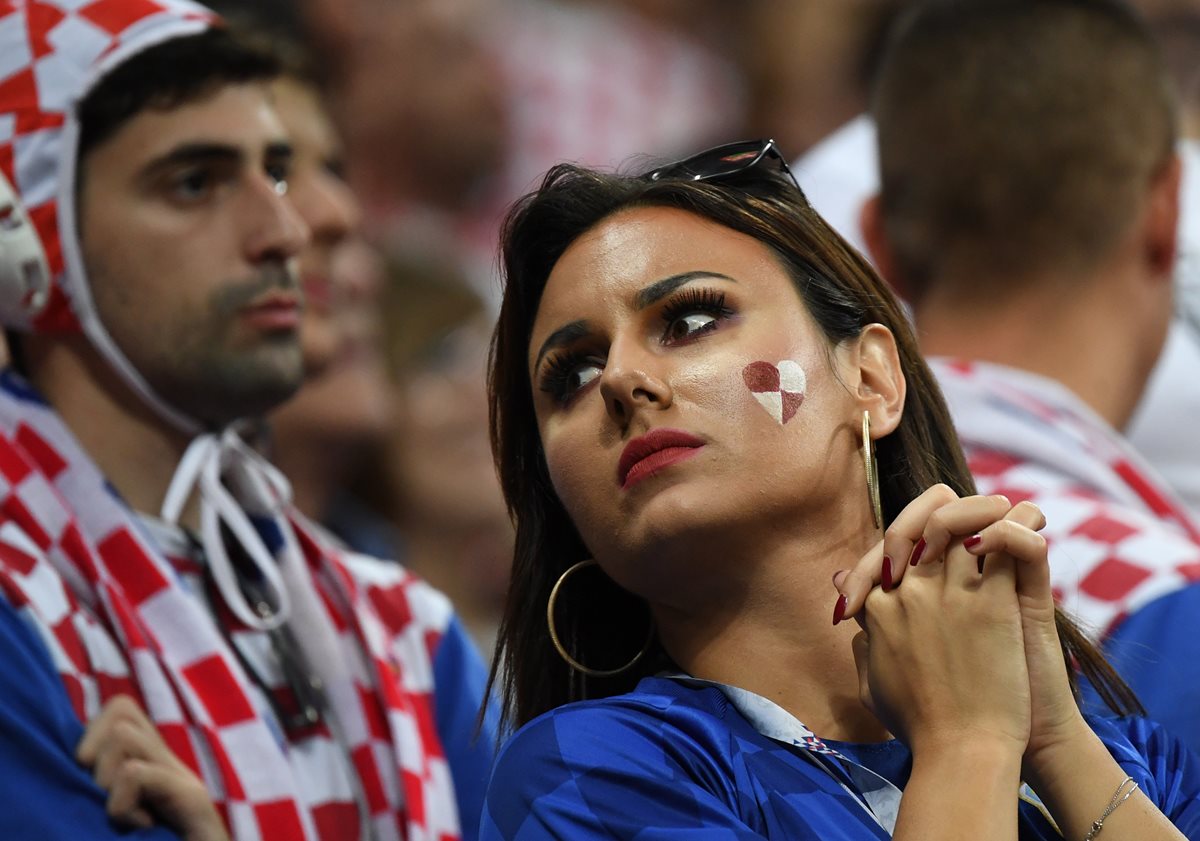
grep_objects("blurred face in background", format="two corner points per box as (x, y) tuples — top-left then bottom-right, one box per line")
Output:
(269, 76), (391, 446)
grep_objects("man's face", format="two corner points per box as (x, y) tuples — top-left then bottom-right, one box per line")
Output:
(79, 81), (309, 427)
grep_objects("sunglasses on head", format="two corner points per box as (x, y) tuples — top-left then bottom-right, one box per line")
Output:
(644, 138), (798, 189)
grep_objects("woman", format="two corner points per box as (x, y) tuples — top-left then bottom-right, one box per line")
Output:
(480, 140), (1200, 839)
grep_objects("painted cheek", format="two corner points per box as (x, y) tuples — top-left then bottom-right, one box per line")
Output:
(742, 359), (807, 425)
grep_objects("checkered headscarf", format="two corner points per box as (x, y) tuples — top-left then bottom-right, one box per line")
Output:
(0, 0), (223, 433)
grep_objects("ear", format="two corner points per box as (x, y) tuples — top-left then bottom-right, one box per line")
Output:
(851, 323), (906, 439)
(1141, 152), (1182, 281)
(859, 194), (908, 300)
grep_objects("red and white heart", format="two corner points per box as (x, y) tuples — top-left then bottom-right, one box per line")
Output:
(742, 360), (807, 424)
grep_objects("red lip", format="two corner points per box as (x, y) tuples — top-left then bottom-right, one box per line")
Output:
(618, 428), (706, 490)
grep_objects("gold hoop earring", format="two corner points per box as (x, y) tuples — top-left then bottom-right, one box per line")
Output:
(547, 559), (655, 678)
(862, 410), (883, 530)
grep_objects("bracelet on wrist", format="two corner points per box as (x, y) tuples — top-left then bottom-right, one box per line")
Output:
(1082, 776), (1138, 841)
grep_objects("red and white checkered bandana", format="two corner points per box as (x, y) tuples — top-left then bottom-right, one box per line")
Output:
(932, 358), (1200, 637)
(0, 375), (462, 840)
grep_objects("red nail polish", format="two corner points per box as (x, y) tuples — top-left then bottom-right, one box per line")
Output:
(909, 537), (926, 566)
(963, 534), (983, 550)
(881, 556), (894, 592)
(832, 594), (847, 626)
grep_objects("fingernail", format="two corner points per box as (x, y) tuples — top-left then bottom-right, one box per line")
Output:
(909, 537), (926, 566)
(832, 594), (847, 626)
(881, 556), (894, 592)
(963, 534), (983, 550)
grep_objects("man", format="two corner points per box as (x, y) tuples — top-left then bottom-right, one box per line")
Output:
(862, 0), (1200, 748)
(0, 2), (493, 839)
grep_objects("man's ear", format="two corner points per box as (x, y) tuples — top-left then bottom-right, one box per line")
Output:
(853, 323), (906, 438)
(859, 194), (908, 300)
(1141, 152), (1181, 281)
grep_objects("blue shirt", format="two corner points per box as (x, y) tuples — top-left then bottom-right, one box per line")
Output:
(0, 597), (178, 840)
(482, 676), (1200, 839)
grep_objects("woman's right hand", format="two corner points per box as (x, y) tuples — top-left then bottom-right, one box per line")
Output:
(76, 695), (230, 841)
(844, 487), (1033, 759)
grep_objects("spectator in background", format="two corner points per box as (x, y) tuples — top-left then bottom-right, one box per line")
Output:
(350, 259), (512, 654)
(862, 0), (1200, 750)
(0, 3), (495, 837)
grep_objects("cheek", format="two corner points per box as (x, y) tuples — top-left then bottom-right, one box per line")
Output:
(677, 355), (812, 429)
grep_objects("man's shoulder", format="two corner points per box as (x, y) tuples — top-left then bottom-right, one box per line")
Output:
(333, 546), (455, 635)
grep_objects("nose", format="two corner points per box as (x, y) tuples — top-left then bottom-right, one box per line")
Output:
(243, 173), (310, 265)
(599, 340), (672, 429)
(295, 169), (361, 250)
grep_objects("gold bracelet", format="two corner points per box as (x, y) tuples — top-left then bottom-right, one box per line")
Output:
(1082, 776), (1138, 841)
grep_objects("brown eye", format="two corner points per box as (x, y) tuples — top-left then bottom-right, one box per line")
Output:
(667, 312), (719, 341)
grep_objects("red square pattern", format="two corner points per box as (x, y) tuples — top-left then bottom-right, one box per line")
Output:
(180, 656), (255, 726)
(1070, 514), (1138, 545)
(15, 422), (68, 479)
(1078, 557), (1153, 602)
(77, 0), (163, 36)
(351, 744), (388, 813)
(97, 529), (168, 605)
(250, 800), (306, 840)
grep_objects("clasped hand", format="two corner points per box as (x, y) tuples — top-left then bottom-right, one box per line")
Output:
(834, 486), (1089, 769)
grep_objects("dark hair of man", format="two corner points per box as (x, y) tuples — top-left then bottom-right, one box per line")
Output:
(77, 27), (282, 164)
(486, 162), (1144, 730)
(870, 0), (1178, 305)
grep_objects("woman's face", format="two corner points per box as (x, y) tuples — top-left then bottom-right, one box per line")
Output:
(527, 207), (870, 604)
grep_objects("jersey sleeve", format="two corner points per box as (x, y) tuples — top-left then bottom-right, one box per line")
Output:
(432, 615), (500, 841)
(0, 594), (179, 840)
(1090, 584), (1200, 755)
(1088, 715), (1200, 836)
(479, 704), (765, 840)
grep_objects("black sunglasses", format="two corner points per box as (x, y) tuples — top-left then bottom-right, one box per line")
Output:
(644, 138), (798, 189)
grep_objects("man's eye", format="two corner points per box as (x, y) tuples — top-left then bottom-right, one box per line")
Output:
(171, 170), (212, 200)
(266, 163), (290, 196)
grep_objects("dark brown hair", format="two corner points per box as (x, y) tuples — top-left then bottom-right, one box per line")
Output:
(871, 0), (1178, 302)
(487, 161), (1143, 730)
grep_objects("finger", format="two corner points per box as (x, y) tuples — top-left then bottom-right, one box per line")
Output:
(913, 494), (1012, 569)
(77, 695), (146, 765)
(107, 760), (155, 827)
(836, 539), (885, 623)
(93, 720), (164, 789)
(963, 517), (1050, 602)
(879, 483), (960, 588)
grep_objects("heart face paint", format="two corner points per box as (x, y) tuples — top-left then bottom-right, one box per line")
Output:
(743, 360), (807, 424)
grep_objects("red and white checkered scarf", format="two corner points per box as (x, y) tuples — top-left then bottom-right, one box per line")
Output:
(932, 358), (1200, 637)
(0, 373), (461, 841)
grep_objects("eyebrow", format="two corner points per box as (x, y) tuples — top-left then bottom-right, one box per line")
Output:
(138, 140), (294, 182)
(533, 319), (590, 374)
(531, 271), (737, 374)
(633, 270), (737, 310)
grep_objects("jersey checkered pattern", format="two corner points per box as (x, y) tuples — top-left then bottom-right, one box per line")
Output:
(932, 359), (1200, 638)
(0, 372), (461, 841)
(0, 0), (213, 333)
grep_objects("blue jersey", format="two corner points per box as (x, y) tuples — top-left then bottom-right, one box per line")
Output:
(482, 676), (1200, 839)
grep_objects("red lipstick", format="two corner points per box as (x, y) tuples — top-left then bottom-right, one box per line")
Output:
(618, 428), (705, 490)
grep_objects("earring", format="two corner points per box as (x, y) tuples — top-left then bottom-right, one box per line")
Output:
(862, 410), (883, 530)
(547, 559), (655, 678)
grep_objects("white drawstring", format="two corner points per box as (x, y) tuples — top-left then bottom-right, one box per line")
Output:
(161, 429), (293, 631)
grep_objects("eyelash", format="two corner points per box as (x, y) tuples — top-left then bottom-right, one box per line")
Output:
(538, 287), (735, 405)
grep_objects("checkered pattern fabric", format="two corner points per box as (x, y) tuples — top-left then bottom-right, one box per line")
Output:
(931, 359), (1200, 638)
(0, 0), (212, 333)
(0, 372), (461, 841)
